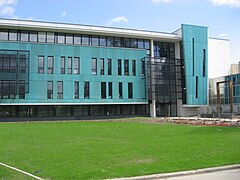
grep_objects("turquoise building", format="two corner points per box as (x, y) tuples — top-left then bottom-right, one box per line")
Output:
(0, 19), (209, 119)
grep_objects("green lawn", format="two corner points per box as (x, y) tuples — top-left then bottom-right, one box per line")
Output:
(0, 118), (239, 180)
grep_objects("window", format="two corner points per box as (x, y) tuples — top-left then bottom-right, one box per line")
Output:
(82, 35), (89, 45)
(19, 80), (25, 99)
(119, 82), (123, 99)
(20, 31), (29, 42)
(68, 57), (72, 74)
(92, 58), (97, 75)
(74, 81), (79, 99)
(84, 81), (90, 99)
(48, 56), (54, 74)
(91, 36), (99, 46)
(100, 36), (107, 46)
(101, 82), (106, 99)
(124, 60), (129, 76)
(19, 55), (26, 73)
(138, 39), (144, 49)
(38, 56), (44, 74)
(66, 34), (73, 44)
(109, 82), (112, 99)
(123, 38), (131, 48)
(29, 31), (38, 42)
(114, 37), (122, 47)
(196, 76), (198, 98)
(57, 81), (63, 99)
(47, 32), (54, 43)
(192, 38), (195, 76)
(141, 59), (145, 75)
(61, 56), (65, 74)
(132, 60), (136, 76)
(57, 33), (65, 44)
(118, 59), (122, 75)
(74, 57), (80, 74)
(74, 34), (81, 44)
(0, 29), (8, 40)
(100, 58), (104, 75)
(38, 32), (46, 43)
(107, 36), (114, 47)
(128, 82), (133, 99)
(47, 81), (53, 99)
(131, 39), (137, 48)
(108, 59), (112, 75)
(203, 49), (206, 77)
(9, 30), (18, 41)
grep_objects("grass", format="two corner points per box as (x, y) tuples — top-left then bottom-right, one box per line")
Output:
(0, 118), (239, 179)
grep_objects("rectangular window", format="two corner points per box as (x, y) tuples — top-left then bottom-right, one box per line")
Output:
(47, 81), (53, 99)
(84, 81), (90, 99)
(99, 36), (107, 46)
(73, 57), (80, 74)
(118, 59), (122, 75)
(100, 58), (104, 75)
(61, 56), (65, 74)
(74, 81), (79, 99)
(57, 81), (63, 99)
(68, 57), (72, 74)
(108, 59), (112, 75)
(82, 35), (89, 45)
(196, 76), (198, 98)
(138, 39), (144, 49)
(128, 82), (133, 99)
(192, 38), (195, 76)
(47, 32), (54, 43)
(57, 33), (65, 44)
(101, 82), (106, 99)
(9, 30), (18, 41)
(74, 34), (81, 44)
(47, 56), (54, 74)
(38, 32), (46, 43)
(119, 82), (123, 99)
(38, 56), (44, 74)
(141, 59), (145, 75)
(20, 31), (29, 42)
(92, 58), (97, 75)
(29, 31), (38, 42)
(91, 36), (99, 46)
(19, 80), (25, 99)
(66, 34), (73, 44)
(132, 60), (136, 76)
(0, 29), (8, 40)
(19, 55), (26, 73)
(203, 49), (206, 77)
(107, 37), (114, 47)
(109, 82), (112, 99)
(124, 60), (129, 76)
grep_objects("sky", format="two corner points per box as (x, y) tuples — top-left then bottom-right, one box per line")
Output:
(0, 0), (239, 63)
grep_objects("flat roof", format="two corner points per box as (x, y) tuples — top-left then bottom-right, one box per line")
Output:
(0, 18), (181, 41)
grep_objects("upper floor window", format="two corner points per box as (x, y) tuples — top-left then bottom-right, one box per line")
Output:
(74, 57), (80, 74)
(92, 58), (97, 75)
(68, 57), (72, 74)
(100, 36), (107, 46)
(101, 82), (106, 99)
(91, 36), (99, 46)
(118, 59), (122, 75)
(20, 31), (29, 42)
(124, 60), (129, 76)
(61, 56), (65, 74)
(47, 56), (54, 74)
(57, 81), (63, 99)
(141, 59), (145, 75)
(82, 35), (89, 45)
(47, 32), (54, 43)
(119, 82), (123, 99)
(108, 82), (112, 99)
(29, 31), (38, 42)
(38, 56), (44, 74)
(38, 32), (46, 43)
(47, 81), (53, 99)
(74, 81), (79, 99)
(74, 34), (81, 45)
(9, 30), (18, 41)
(132, 60), (136, 76)
(128, 82), (133, 99)
(66, 34), (73, 44)
(203, 49), (206, 77)
(57, 33), (65, 44)
(0, 29), (8, 40)
(100, 58), (104, 75)
(84, 81), (90, 99)
(108, 59), (112, 75)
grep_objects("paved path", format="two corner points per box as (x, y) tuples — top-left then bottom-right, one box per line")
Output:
(165, 169), (240, 180)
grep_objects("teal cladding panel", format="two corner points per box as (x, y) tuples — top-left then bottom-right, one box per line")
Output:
(0, 41), (147, 104)
(181, 24), (208, 105)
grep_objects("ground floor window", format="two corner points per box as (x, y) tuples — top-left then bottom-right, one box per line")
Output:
(0, 104), (149, 118)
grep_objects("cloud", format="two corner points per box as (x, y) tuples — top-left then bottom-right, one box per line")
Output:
(61, 10), (66, 17)
(218, 33), (228, 37)
(0, 0), (18, 16)
(151, 0), (175, 4)
(210, 0), (240, 8)
(106, 16), (129, 26)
